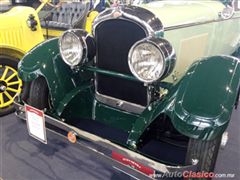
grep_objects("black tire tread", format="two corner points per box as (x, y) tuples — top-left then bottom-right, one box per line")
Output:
(0, 106), (15, 117)
(186, 136), (222, 175)
(28, 77), (49, 110)
(21, 82), (31, 102)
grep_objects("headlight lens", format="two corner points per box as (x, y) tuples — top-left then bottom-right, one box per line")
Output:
(128, 41), (164, 83)
(128, 37), (176, 83)
(59, 30), (86, 67)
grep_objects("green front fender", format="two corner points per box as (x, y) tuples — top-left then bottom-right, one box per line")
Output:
(171, 55), (240, 140)
(18, 38), (60, 82)
(18, 38), (92, 115)
(127, 55), (240, 147)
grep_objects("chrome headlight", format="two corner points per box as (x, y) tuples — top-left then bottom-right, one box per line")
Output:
(128, 37), (176, 83)
(59, 29), (89, 67)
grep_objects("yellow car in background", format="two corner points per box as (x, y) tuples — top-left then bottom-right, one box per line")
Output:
(0, 0), (99, 116)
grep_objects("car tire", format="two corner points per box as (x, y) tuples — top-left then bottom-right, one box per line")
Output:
(185, 136), (222, 179)
(0, 55), (22, 117)
(21, 82), (31, 102)
(235, 87), (240, 109)
(28, 76), (49, 110)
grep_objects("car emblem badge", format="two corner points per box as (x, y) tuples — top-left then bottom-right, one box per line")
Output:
(113, 11), (122, 18)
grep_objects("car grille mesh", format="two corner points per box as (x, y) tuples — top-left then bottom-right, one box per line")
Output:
(95, 19), (148, 106)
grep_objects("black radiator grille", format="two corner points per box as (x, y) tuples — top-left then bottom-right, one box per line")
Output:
(95, 19), (148, 106)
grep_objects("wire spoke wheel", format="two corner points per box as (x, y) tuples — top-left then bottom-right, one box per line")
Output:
(0, 65), (22, 109)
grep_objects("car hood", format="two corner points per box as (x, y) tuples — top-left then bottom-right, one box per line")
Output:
(139, 0), (225, 28)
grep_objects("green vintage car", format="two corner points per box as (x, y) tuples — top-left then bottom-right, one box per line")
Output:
(15, 0), (240, 179)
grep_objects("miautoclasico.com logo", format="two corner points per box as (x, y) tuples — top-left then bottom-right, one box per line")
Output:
(151, 171), (235, 179)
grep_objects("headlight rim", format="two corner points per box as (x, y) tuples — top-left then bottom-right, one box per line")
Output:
(128, 38), (167, 84)
(59, 29), (88, 68)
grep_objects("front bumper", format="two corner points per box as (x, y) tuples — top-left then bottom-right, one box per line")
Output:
(14, 100), (198, 179)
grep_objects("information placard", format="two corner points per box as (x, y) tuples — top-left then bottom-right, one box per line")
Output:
(25, 105), (47, 144)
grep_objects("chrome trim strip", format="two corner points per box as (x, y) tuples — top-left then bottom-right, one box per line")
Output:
(95, 92), (145, 114)
(165, 16), (240, 31)
(92, 7), (163, 37)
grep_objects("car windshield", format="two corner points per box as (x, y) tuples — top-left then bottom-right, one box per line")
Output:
(37, 3), (56, 20)
(0, 0), (58, 19)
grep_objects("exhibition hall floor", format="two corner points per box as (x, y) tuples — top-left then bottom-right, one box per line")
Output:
(0, 109), (239, 180)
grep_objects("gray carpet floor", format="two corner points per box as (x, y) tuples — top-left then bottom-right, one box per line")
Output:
(0, 108), (239, 180)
